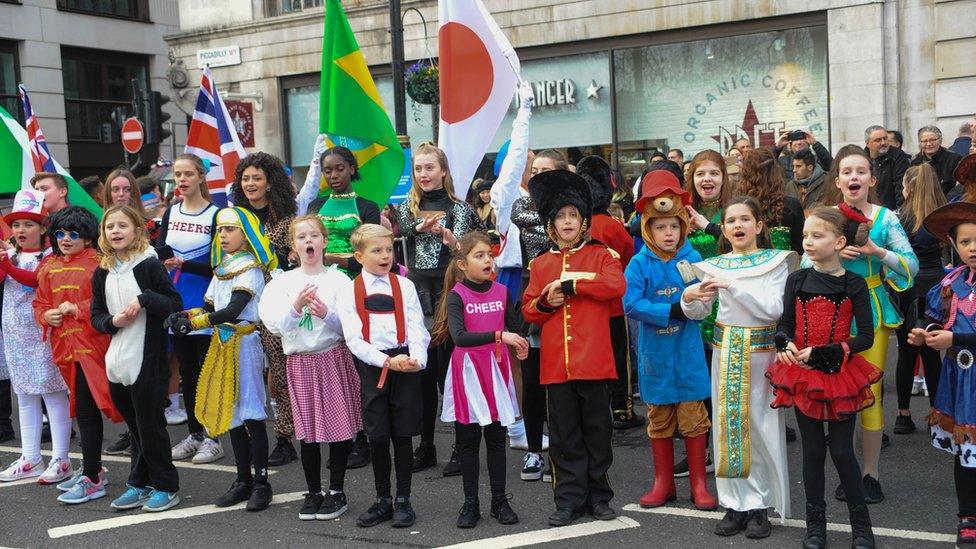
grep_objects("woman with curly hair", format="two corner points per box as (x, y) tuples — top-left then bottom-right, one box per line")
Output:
(737, 148), (805, 255)
(231, 152), (299, 468)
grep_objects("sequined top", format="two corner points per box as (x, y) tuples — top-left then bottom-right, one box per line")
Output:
(397, 189), (481, 272)
(511, 195), (549, 263)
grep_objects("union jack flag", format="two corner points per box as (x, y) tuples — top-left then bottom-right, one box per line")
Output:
(185, 67), (246, 207)
(18, 84), (57, 174)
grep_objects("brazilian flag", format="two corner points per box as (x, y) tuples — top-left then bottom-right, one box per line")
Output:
(320, 0), (405, 207)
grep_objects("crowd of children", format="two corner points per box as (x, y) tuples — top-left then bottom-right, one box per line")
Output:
(5, 107), (976, 549)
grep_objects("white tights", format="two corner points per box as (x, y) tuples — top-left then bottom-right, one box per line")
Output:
(18, 391), (70, 461)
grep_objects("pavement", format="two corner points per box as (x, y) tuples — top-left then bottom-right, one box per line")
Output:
(0, 339), (960, 548)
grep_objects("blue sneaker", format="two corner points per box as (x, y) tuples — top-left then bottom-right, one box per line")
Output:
(142, 489), (180, 512)
(111, 485), (152, 510)
(57, 466), (107, 492)
(57, 475), (106, 504)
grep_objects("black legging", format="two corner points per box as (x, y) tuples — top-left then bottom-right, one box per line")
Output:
(369, 435), (413, 498)
(456, 421), (506, 499)
(228, 420), (269, 484)
(956, 459), (976, 516)
(74, 364), (104, 481)
(300, 439), (353, 494)
(520, 348), (546, 453)
(172, 334), (210, 436)
(795, 410), (864, 507)
(895, 274), (943, 409)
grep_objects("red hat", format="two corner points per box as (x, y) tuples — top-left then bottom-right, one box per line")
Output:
(4, 189), (48, 225)
(635, 170), (690, 214)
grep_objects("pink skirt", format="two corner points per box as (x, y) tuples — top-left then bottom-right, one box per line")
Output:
(286, 345), (362, 443)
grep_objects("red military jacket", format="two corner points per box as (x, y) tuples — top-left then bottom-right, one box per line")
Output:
(588, 213), (634, 317)
(33, 248), (121, 422)
(522, 239), (626, 384)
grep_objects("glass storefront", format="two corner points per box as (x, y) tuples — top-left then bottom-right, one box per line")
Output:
(614, 26), (829, 180)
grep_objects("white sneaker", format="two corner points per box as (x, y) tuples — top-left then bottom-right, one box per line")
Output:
(38, 457), (73, 485)
(912, 376), (925, 396)
(171, 434), (203, 461)
(0, 456), (43, 481)
(164, 406), (188, 426)
(510, 432), (550, 451)
(191, 438), (224, 464)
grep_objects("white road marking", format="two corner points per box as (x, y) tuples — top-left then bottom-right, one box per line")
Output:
(622, 504), (956, 544)
(0, 477), (45, 489)
(0, 445), (275, 475)
(435, 516), (640, 548)
(47, 491), (306, 538)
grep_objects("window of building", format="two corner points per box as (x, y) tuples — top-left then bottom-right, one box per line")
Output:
(613, 26), (829, 182)
(61, 47), (148, 141)
(57, 0), (149, 21)
(0, 41), (19, 122)
(268, 0), (323, 17)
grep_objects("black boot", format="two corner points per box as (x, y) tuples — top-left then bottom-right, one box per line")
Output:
(347, 431), (370, 469)
(456, 497), (480, 529)
(803, 502), (827, 549)
(412, 442), (436, 472)
(267, 437), (297, 467)
(849, 503), (875, 549)
(490, 493), (519, 525)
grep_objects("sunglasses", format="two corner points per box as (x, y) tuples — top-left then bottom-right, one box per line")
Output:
(54, 230), (80, 241)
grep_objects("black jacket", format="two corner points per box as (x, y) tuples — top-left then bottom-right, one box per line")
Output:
(911, 146), (962, 196)
(871, 146), (911, 211)
(775, 141), (832, 180)
(91, 256), (184, 377)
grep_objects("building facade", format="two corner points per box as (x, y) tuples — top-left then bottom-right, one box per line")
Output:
(0, 0), (181, 178)
(165, 0), (976, 186)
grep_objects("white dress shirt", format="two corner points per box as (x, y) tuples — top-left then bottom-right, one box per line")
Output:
(258, 267), (347, 355)
(337, 270), (430, 368)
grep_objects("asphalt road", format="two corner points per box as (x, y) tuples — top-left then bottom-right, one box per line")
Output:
(0, 339), (959, 548)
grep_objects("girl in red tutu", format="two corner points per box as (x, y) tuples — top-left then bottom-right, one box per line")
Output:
(767, 206), (881, 549)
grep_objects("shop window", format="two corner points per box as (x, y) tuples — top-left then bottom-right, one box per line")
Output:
(614, 26), (829, 184)
(61, 47), (148, 141)
(268, 0), (322, 17)
(0, 41), (19, 122)
(57, 0), (150, 21)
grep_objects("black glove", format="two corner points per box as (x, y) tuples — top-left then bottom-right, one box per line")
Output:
(164, 311), (186, 330)
(808, 344), (844, 374)
(774, 333), (792, 353)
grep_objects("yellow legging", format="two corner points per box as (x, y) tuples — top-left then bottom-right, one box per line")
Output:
(859, 326), (891, 432)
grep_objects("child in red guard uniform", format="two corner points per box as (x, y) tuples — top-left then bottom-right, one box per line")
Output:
(522, 170), (627, 527)
(33, 207), (123, 504)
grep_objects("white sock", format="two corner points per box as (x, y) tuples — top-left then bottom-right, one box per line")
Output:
(18, 393), (42, 461)
(43, 391), (71, 461)
(507, 419), (525, 438)
(169, 393), (180, 409)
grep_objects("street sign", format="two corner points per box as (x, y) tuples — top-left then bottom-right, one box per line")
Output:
(122, 117), (144, 154)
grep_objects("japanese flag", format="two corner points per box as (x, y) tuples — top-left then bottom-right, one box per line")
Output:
(438, 0), (520, 201)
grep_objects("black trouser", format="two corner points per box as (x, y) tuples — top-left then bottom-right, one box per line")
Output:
(895, 273), (943, 409)
(956, 459), (976, 516)
(369, 435), (413, 498)
(74, 364), (104, 481)
(795, 410), (864, 507)
(456, 421), (506, 499)
(300, 440), (353, 494)
(546, 380), (613, 510)
(520, 348), (546, 453)
(0, 379), (12, 430)
(607, 316), (633, 416)
(109, 359), (179, 493)
(410, 268), (450, 448)
(172, 334), (210, 436)
(228, 420), (269, 484)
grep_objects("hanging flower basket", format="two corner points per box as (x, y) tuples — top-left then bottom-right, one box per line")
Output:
(406, 60), (439, 105)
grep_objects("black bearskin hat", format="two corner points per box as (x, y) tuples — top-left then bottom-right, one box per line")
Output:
(47, 206), (98, 256)
(576, 155), (613, 214)
(528, 169), (592, 228)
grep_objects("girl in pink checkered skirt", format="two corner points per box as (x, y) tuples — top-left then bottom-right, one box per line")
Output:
(258, 215), (362, 521)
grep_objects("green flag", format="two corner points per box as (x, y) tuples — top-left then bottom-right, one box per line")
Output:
(0, 105), (102, 218)
(319, 0), (405, 207)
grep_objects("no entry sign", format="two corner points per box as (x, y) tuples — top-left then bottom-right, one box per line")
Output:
(122, 117), (144, 154)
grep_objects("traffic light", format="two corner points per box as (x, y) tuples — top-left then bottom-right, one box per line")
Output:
(146, 91), (172, 144)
